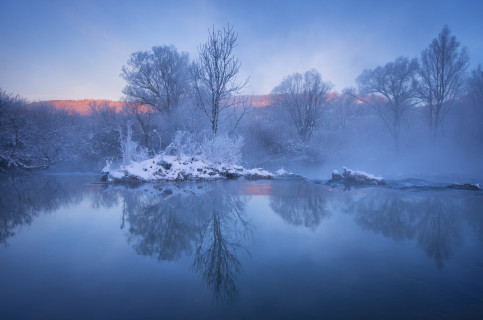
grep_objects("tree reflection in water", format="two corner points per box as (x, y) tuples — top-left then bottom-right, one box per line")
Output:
(191, 186), (251, 305)
(269, 180), (330, 230)
(464, 196), (483, 243)
(343, 188), (472, 269)
(0, 174), (87, 245)
(416, 196), (462, 270)
(354, 190), (418, 242)
(122, 186), (199, 261)
(3, 174), (483, 301)
(113, 181), (251, 304)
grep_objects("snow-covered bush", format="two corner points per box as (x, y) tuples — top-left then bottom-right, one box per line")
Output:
(163, 131), (244, 166)
(164, 131), (244, 165)
(163, 131), (202, 159)
(119, 122), (148, 165)
(200, 133), (244, 166)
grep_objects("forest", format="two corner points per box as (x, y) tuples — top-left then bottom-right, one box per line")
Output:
(1, 25), (482, 177)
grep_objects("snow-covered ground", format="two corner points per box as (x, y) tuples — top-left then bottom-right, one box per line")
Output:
(102, 154), (276, 182)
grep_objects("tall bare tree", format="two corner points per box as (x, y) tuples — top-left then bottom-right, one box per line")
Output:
(121, 45), (190, 113)
(418, 25), (469, 140)
(330, 90), (364, 131)
(355, 56), (419, 150)
(468, 65), (483, 108)
(191, 25), (248, 135)
(467, 65), (483, 142)
(271, 69), (331, 144)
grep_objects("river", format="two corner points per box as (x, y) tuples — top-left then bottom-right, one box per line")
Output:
(1, 174), (482, 319)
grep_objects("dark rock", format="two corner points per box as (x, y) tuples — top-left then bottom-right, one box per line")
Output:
(244, 173), (273, 180)
(222, 172), (242, 179)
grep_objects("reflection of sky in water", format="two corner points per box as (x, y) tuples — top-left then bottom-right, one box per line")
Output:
(1, 175), (483, 319)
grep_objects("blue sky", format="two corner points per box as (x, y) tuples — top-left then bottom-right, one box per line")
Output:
(1, 0), (482, 100)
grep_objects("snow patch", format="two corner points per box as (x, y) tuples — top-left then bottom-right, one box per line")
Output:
(276, 168), (288, 176)
(102, 154), (274, 182)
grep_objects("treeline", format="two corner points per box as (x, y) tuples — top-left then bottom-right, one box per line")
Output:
(1, 25), (482, 172)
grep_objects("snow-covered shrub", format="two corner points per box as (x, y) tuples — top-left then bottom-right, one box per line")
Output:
(200, 133), (244, 166)
(163, 131), (202, 159)
(119, 122), (148, 165)
(163, 131), (244, 166)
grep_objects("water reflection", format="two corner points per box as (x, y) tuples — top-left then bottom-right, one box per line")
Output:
(121, 187), (199, 261)
(0, 174), (87, 245)
(0, 176), (251, 304)
(340, 189), (474, 269)
(266, 180), (471, 270)
(192, 185), (251, 304)
(269, 181), (330, 229)
(107, 182), (251, 304)
(464, 196), (483, 243)
(416, 197), (462, 270)
(351, 190), (417, 241)
(2, 174), (483, 304)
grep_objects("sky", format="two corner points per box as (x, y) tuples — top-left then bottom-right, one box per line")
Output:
(1, 0), (482, 101)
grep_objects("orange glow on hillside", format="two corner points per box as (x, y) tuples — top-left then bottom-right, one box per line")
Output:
(27, 93), (346, 115)
(249, 95), (271, 107)
(28, 95), (273, 115)
(28, 99), (124, 115)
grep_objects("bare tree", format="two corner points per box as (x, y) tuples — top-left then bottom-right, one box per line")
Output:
(467, 65), (483, 108)
(191, 25), (248, 135)
(1, 91), (70, 169)
(121, 100), (157, 150)
(271, 69), (332, 144)
(84, 100), (122, 160)
(466, 65), (483, 143)
(121, 45), (190, 113)
(418, 25), (469, 140)
(0, 89), (28, 160)
(330, 89), (365, 130)
(355, 56), (419, 150)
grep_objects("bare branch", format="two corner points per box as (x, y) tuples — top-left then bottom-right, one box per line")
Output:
(191, 25), (248, 135)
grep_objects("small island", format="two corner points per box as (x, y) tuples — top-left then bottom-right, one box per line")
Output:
(102, 154), (274, 182)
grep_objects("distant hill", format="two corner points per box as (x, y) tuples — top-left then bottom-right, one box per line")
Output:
(28, 95), (272, 115)
(249, 95), (271, 107)
(28, 99), (124, 115)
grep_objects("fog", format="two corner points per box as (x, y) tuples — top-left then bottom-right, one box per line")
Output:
(1, 25), (482, 184)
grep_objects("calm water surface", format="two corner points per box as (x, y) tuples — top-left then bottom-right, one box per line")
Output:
(1, 174), (483, 319)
